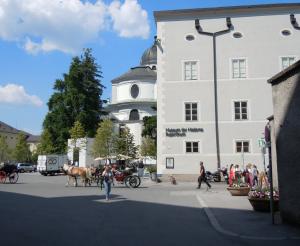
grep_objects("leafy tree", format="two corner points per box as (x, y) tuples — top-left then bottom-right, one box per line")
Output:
(69, 121), (86, 163)
(13, 133), (31, 162)
(92, 119), (116, 160)
(37, 129), (55, 155)
(140, 136), (157, 159)
(0, 135), (10, 162)
(43, 48), (104, 153)
(69, 121), (86, 146)
(116, 126), (138, 159)
(142, 116), (157, 139)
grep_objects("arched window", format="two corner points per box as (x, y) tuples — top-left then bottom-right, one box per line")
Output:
(129, 109), (139, 121)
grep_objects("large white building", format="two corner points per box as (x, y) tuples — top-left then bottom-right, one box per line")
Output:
(154, 3), (300, 179)
(106, 41), (157, 146)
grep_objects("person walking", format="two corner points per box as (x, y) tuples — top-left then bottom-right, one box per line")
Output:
(137, 159), (145, 178)
(197, 161), (211, 189)
(252, 165), (259, 186)
(229, 164), (235, 186)
(102, 165), (114, 201)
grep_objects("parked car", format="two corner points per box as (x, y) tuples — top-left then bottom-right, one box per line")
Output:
(17, 163), (36, 173)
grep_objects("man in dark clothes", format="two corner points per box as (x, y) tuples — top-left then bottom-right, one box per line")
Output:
(197, 161), (211, 189)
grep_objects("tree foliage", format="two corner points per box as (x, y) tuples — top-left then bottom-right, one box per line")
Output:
(69, 121), (86, 147)
(37, 129), (56, 155)
(140, 136), (157, 159)
(92, 119), (116, 159)
(142, 116), (157, 139)
(13, 133), (31, 162)
(0, 135), (10, 162)
(43, 48), (104, 153)
(116, 126), (138, 159)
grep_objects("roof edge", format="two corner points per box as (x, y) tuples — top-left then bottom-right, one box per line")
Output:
(154, 3), (300, 21)
(268, 59), (300, 85)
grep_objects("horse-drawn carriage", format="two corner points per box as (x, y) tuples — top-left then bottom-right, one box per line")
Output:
(63, 163), (141, 188)
(0, 163), (19, 184)
(112, 166), (141, 188)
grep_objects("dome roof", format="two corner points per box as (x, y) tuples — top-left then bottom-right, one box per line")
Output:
(111, 66), (156, 84)
(140, 42), (157, 66)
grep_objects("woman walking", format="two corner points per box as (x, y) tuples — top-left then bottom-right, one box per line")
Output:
(102, 165), (114, 201)
(229, 164), (235, 186)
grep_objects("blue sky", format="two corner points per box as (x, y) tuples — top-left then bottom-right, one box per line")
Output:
(0, 0), (298, 135)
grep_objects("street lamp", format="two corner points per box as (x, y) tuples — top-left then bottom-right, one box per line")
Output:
(194, 17), (233, 168)
(290, 14), (300, 30)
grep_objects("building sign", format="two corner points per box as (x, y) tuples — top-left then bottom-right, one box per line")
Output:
(166, 128), (204, 137)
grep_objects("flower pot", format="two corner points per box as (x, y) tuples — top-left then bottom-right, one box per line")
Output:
(227, 186), (250, 196)
(248, 198), (279, 212)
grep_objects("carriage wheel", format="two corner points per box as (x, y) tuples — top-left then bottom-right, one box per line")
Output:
(0, 171), (6, 183)
(124, 176), (131, 188)
(130, 175), (141, 188)
(9, 172), (19, 184)
(128, 175), (140, 188)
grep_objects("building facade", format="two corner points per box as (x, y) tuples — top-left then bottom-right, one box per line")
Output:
(0, 120), (40, 153)
(154, 4), (300, 179)
(106, 41), (157, 146)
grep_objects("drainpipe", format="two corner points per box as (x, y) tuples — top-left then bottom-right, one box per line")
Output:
(195, 18), (233, 169)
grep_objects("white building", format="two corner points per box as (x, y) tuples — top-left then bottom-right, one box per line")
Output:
(106, 41), (157, 146)
(154, 3), (300, 179)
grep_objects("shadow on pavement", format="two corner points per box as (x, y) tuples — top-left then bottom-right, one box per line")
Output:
(0, 191), (299, 246)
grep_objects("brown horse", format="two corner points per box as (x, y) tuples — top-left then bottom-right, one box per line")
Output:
(63, 164), (93, 187)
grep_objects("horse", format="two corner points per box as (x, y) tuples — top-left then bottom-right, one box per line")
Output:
(62, 164), (93, 187)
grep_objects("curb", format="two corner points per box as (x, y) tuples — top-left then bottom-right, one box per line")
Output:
(196, 194), (300, 241)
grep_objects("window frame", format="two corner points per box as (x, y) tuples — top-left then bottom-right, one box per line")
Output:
(184, 102), (198, 122)
(166, 157), (174, 169)
(185, 141), (200, 153)
(231, 58), (248, 79)
(279, 56), (297, 70)
(182, 60), (199, 81)
(234, 140), (251, 153)
(232, 100), (249, 121)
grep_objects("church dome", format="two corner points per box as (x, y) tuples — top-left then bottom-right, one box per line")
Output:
(140, 40), (157, 66)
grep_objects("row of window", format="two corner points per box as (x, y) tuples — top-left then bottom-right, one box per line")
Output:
(185, 100), (248, 121)
(184, 56), (297, 80)
(165, 140), (250, 169)
(186, 140), (250, 153)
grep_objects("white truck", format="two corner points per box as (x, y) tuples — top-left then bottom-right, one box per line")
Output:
(37, 155), (68, 176)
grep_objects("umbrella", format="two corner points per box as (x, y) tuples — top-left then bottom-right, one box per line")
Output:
(116, 154), (132, 160)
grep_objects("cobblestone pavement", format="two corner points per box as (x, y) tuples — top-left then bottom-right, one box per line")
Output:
(0, 173), (299, 246)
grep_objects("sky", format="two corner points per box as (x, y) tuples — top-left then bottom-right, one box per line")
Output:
(0, 0), (298, 135)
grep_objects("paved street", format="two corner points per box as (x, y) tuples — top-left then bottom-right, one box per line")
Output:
(0, 173), (299, 246)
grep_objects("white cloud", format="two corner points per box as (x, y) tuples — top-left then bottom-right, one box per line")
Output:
(0, 84), (43, 107)
(109, 0), (149, 39)
(0, 0), (150, 54)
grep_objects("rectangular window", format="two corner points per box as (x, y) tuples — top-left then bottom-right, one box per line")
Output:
(186, 141), (199, 153)
(281, 57), (296, 70)
(185, 103), (198, 121)
(235, 141), (250, 153)
(184, 61), (198, 80)
(166, 158), (174, 169)
(232, 59), (247, 78)
(234, 101), (248, 120)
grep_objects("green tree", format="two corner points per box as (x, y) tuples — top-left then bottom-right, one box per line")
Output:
(92, 119), (116, 160)
(13, 133), (31, 162)
(43, 48), (104, 153)
(69, 121), (86, 164)
(0, 135), (10, 162)
(140, 136), (157, 159)
(116, 126), (138, 159)
(142, 116), (157, 139)
(37, 129), (55, 155)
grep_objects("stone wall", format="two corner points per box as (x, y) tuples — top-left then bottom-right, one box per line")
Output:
(268, 60), (300, 225)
